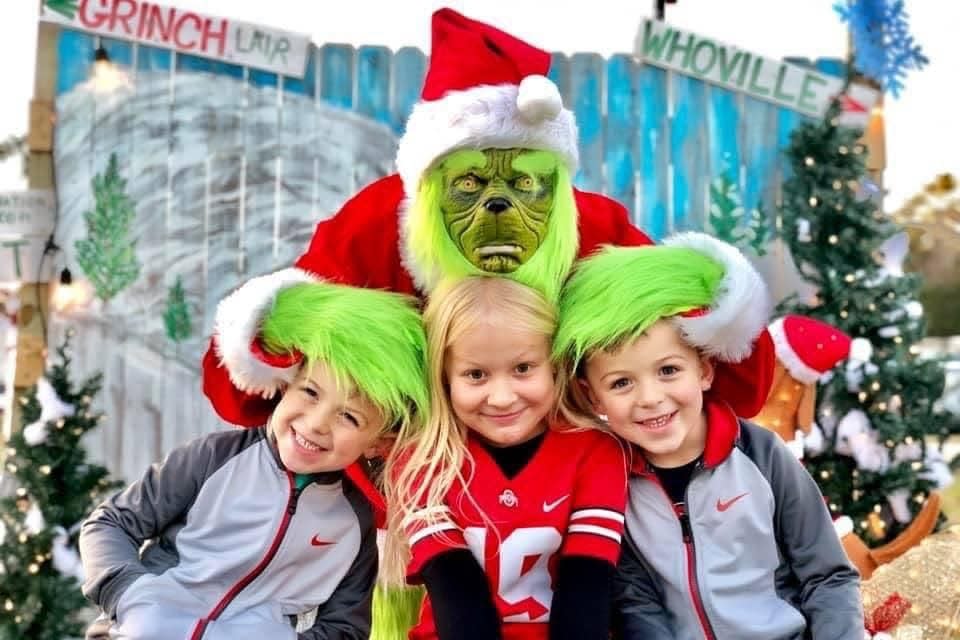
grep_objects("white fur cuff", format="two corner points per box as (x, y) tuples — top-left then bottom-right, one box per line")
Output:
(213, 267), (318, 397)
(664, 232), (772, 363)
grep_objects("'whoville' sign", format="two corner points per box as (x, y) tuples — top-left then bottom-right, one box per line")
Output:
(41, 0), (310, 78)
(635, 19), (879, 121)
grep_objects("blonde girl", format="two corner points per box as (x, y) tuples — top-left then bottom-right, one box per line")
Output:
(385, 276), (628, 640)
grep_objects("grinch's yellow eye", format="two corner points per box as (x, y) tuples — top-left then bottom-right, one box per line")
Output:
(455, 175), (481, 192)
(514, 176), (535, 191)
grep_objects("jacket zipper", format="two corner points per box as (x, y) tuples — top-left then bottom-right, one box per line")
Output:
(189, 471), (302, 639)
(675, 502), (716, 640)
(644, 469), (716, 640)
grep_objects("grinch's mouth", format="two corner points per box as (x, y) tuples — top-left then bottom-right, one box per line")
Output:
(476, 245), (522, 257)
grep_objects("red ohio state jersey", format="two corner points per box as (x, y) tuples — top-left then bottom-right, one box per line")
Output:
(406, 427), (628, 640)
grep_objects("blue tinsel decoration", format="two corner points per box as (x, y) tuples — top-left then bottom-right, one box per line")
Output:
(834, 0), (929, 97)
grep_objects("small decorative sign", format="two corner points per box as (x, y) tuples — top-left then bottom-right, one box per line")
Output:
(635, 19), (880, 122)
(41, 0), (310, 78)
(0, 191), (56, 239)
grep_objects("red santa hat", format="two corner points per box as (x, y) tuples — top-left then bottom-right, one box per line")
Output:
(395, 8), (578, 194)
(768, 315), (852, 384)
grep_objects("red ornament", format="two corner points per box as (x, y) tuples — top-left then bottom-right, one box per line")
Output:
(865, 593), (912, 633)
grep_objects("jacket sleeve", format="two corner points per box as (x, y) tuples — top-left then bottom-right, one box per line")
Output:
(765, 428), (864, 639)
(612, 538), (675, 640)
(79, 437), (212, 619)
(299, 513), (377, 640)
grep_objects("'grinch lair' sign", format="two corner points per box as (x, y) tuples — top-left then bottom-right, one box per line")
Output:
(41, 0), (310, 78)
(635, 19), (877, 119)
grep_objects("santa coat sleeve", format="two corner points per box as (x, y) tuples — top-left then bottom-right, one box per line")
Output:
(202, 175), (411, 424)
(574, 188), (654, 258)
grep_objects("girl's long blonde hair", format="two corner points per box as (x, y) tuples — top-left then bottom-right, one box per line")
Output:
(382, 276), (557, 585)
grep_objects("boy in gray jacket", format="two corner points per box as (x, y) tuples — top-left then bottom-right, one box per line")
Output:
(80, 281), (428, 640)
(555, 235), (863, 640)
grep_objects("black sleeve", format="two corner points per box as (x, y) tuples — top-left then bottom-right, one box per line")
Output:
(549, 556), (615, 640)
(420, 549), (502, 640)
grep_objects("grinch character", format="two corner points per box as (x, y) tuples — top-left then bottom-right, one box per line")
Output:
(203, 8), (657, 452)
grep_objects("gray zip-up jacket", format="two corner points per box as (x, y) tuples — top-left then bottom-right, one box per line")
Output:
(614, 401), (863, 640)
(79, 426), (376, 640)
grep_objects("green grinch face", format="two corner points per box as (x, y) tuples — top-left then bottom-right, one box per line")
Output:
(437, 149), (557, 273)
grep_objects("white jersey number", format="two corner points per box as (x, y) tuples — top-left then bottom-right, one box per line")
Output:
(464, 526), (563, 622)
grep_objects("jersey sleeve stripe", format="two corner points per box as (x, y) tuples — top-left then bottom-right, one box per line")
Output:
(567, 523), (623, 543)
(570, 508), (625, 524)
(408, 521), (461, 547)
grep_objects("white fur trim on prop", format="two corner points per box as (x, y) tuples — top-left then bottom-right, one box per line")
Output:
(664, 232), (772, 363)
(395, 79), (579, 194)
(214, 267), (318, 397)
(767, 317), (823, 384)
(833, 515), (853, 538)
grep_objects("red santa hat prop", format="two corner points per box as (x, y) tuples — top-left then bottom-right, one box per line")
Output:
(395, 8), (578, 194)
(767, 315), (852, 384)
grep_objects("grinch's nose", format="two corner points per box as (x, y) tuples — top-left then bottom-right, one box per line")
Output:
(484, 197), (511, 214)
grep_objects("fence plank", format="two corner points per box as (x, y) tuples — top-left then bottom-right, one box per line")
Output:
(167, 53), (212, 359)
(742, 96), (781, 218)
(131, 44), (172, 346)
(604, 55), (636, 213)
(357, 46), (392, 126)
(707, 84), (741, 183)
(391, 47), (426, 134)
(56, 30), (94, 96)
(283, 43), (317, 97)
(670, 73), (709, 231)
(635, 63), (669, 240)
(569, 53), (604, 192)
(549, 53), (571, 109)
(320, 44), (355, 109)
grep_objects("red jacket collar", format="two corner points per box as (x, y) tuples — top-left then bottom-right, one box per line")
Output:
(629, 396), (740, 475)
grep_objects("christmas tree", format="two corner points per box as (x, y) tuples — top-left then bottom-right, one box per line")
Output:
(779, 102), (956, 545)
(75, 153), (141, 302)
(0, 334), (120, 639)
(163, 276), (192, 343)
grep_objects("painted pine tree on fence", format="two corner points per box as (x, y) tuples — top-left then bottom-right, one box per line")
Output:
(75, 153), (141, 303)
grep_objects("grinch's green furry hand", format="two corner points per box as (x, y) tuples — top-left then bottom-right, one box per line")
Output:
(437, 149), (556, 273)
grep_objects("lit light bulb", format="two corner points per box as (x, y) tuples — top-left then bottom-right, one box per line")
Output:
(805, 156), (815, 166)
(50, 268), (93, 314)
(809, 196), (819, 207)
(828, 235), (839, 244)
(90, 46), (132, 94)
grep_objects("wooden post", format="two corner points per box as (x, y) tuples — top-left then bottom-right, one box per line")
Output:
(3, 16), (59, 444)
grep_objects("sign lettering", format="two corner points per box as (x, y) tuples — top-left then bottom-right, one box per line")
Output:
(41, 0), (309, 78)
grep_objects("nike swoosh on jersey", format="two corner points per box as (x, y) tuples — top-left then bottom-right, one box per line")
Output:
(716, 492), (750, 512)
(311, 534), (335, 547)
(542, 495), (570, 512)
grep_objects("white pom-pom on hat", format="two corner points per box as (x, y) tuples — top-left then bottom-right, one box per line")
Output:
(516, 74), (562, 123)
